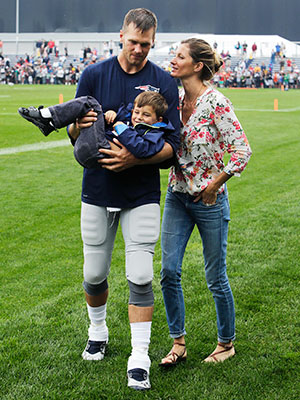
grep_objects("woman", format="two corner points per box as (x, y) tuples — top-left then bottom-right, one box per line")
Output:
(159, 38), (252, 366)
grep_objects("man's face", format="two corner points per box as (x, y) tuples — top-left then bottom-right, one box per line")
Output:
(120, 23), (154, 67)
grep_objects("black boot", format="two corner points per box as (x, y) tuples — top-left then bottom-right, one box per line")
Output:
(18, 106), (58, 136)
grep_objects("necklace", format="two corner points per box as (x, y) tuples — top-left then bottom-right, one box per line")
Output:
(182, 85), (206, 109)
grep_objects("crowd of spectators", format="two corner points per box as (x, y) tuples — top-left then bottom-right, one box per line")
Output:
(213, 42), (300, 90)
(1, 39), (300, 90)
(0, 39), (112, 86)
(212, 55), (300, 90)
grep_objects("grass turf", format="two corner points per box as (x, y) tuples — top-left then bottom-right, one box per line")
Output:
(0, 85), (299, 399)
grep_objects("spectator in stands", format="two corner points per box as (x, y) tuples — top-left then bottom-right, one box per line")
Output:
(286, 58), (292, 72)
(275, 43), (281, 58)
(0, 39), (3, 55)
(254, 69), (261, 88)
(251, 42), (257, 57)
(242, 41), (248, 55)
(47, 39), (55, 54)
(280, 55), (285, 72)
(235, 41), (241, 55)
(271, 49), (276, 64)
(273, 72), (279, 88)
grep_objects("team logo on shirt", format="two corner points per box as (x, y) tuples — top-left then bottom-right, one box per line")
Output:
(135, 85), (160, 93)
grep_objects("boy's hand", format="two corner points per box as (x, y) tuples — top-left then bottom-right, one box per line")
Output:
(104, 110), (117, 124)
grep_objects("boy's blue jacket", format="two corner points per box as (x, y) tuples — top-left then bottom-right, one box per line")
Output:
(105, 103), (176, 158)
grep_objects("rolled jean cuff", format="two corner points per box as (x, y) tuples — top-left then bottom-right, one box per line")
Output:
(218, 334), (236, 344)
(170, 330), (187, 339)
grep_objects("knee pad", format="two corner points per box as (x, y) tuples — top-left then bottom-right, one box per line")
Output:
(83, 244), (111, 285)
(83, 278), (108, 296)
(126, 250), (153, 285)
(128, 280), (154, 307)
(122, 204), (160, 285)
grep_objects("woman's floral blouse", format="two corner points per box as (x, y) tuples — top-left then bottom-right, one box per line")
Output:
(169, 87), (252, 195)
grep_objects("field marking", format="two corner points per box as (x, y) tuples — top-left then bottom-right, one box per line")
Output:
(1, 112), (23, 115)
(235, 106), (300, 112)
(0, 139), (71, 155)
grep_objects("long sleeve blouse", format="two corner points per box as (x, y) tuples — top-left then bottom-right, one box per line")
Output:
(169, 87), (252, 195)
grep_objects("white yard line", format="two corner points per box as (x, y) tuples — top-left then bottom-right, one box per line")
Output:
(235, 106), (300, 112)
(0, 139), (70, 155)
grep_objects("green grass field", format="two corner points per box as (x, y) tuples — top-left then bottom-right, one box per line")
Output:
(0, 84), (299, 400)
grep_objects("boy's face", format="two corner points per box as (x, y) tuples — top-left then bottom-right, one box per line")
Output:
(131, 104), (162, 126)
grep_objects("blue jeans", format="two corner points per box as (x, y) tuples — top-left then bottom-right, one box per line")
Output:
(160, 187), (235, 343)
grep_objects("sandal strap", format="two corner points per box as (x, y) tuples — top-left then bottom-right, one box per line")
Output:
(218, 342), (233, 349)
(162, 345), (186, 364)
(209, 345), (234, 361)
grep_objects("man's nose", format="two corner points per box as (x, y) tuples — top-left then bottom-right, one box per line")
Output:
(134, 44), (142, 53)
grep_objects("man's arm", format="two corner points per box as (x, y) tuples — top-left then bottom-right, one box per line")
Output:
(98, 139), (173, 172)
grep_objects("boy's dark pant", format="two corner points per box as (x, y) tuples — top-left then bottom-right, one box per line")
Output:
(50, 96), (110, 169)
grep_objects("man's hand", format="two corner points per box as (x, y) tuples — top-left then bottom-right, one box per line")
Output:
(68, 109), (97, 140)
(98, 139), (139, 172)
(76, 109), (98, 129)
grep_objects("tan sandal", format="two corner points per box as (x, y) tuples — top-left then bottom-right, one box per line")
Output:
(159, 343), (187, 367)
(203, 342), (235, 363)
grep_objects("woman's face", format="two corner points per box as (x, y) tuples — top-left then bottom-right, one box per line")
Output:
(170, 43), (199, 79)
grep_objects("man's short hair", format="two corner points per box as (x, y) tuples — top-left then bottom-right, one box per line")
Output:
(134, 91), (168, 119)
(122, 8), (157, 35)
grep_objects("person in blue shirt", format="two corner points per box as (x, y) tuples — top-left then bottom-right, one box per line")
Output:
(18, 91), (175, 167)
(57, 8), (180, 392)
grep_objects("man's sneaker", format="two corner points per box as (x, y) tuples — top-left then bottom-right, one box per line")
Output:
(18, 106), (58, 136)
(127, 368), (151, 391)
(82, 340), (107, 361)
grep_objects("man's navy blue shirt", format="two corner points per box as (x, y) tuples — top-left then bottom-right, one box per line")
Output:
(75, 56), (180, 208)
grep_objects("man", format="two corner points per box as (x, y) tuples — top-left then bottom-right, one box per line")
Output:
(68, 8), (180, 391)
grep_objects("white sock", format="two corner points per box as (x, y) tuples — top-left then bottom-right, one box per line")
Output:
(127, 321), (152, 374)
(40, 108), (52, 118)
(87, 304), (108, 342)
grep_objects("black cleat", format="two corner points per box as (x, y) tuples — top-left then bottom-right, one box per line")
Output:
(18, 106), (58, 136)
(127, 368), (151, 391)
(82, 340), (107, 361)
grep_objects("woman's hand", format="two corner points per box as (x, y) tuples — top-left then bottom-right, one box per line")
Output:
(193, 171), (233, 205)
(194, 183), (218, 205)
